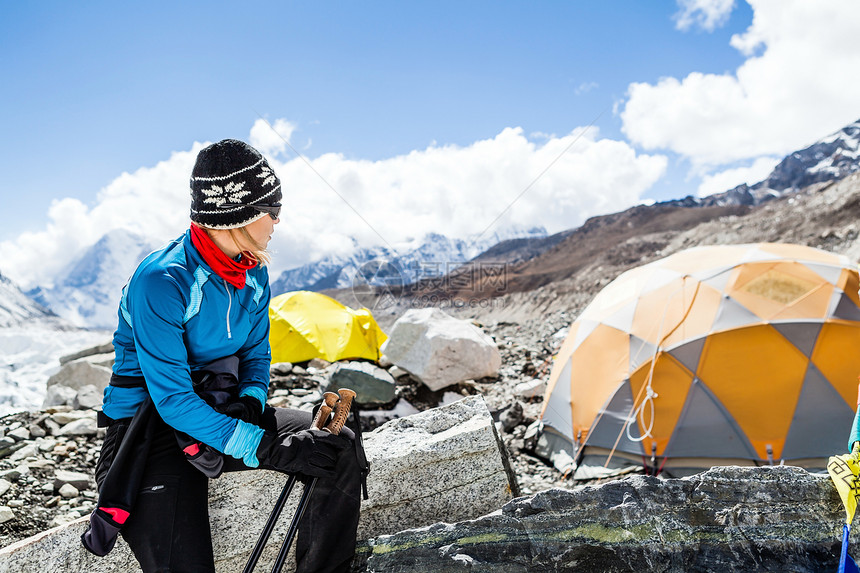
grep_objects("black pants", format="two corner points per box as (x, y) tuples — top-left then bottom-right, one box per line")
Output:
(114, 407), (361, 573)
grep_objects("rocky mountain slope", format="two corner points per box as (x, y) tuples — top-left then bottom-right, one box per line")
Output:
(271, 226), (547, 294)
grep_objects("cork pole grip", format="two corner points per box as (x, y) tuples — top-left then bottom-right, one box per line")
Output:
(312, 392), (339, 431)
(324, 388), (356, 435)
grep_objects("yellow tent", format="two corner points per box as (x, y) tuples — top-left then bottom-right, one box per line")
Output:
(540, 243), (860, 476)
(269, 291), (387, 364)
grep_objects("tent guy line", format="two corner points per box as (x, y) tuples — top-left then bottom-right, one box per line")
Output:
(470, 106), (609, 249)
(253, 111), (396, 252)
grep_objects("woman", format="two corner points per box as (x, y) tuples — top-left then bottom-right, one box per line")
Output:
(90, 139), (361, 572)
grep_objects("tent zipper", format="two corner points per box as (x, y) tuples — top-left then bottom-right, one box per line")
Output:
(223, 280), (232, 339)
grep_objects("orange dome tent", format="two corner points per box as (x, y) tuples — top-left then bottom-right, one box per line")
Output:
(540, 243), (860, 477)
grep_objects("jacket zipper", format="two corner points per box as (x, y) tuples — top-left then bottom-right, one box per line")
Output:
(223, 280), (233, 339)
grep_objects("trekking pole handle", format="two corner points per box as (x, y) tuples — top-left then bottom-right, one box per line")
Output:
(269, 388), (357, 573)
(312, 392), (339, 431)
(324, 388), (356, 435)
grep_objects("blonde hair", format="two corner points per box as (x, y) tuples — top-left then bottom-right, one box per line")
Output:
(229, 226), (271, 266)
(194, 222), (271, 266)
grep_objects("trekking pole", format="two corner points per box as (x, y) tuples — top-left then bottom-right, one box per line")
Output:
(242, 391), (339, 573)
(270, 388), (357, 573)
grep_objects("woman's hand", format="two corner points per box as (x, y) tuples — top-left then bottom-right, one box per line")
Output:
(256, 429), (350, 478)
(219, 395), (263, 425)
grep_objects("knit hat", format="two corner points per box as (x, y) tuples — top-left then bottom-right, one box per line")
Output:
(189, 139), (282, 229)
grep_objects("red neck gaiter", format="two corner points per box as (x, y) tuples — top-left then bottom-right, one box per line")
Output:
(189, 224), (257, 289)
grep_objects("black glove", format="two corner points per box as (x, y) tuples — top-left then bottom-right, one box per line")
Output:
(256, 429), (350, 479)
(219, 395), (263, 425)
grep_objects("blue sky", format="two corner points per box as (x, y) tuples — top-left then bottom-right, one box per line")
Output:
(2, 1), (859, 287)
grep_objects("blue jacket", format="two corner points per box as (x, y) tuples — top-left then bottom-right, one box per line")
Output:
(103, 229), (267, 465)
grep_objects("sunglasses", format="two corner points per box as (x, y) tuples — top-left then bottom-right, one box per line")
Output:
(218, 202), (281, 220)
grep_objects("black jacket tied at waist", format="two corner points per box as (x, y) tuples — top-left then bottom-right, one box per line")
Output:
(82, 356), (243, 557)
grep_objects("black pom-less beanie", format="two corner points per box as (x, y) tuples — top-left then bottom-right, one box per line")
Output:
(189, 139), (282, 229)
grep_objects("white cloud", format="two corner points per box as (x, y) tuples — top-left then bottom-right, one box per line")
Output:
(0, 121), (667, 288)
(695, 156), (780, 197)
(622, 0), (860, 167)
(574, 81), (599, 95)
(249, 118), (297, 158)
(674, 0), (735, 32)
(0, 147), (201, 288)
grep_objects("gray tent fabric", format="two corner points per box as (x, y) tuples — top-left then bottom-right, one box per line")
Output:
(772, 321), (823, 357)
(712, 296), (764, 333)
(542, 359), (573, 440)
(629, 335), (659, 373)
(831, 291), (860, 322)
(804, 262), (845, 285)
(585, 381), (640, 454)
(782, 363), (855, 459)
(665, 380), (757, 459)
(667, 337), (707, 376)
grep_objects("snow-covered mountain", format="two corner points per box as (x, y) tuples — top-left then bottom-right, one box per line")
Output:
(693, 117), (860, 207)
(28, 229), (160, 329)
(0, 271), (110, 415)
(270, 225), (548, 295)
(0, 271), (60, 329)
(758, 117), (860, 193)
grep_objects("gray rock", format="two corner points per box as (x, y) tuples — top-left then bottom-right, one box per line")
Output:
(0, 465), (29, 481)
(0, 479), (11, 496)
(48, 411), (91, 425)
(27, 424), (45, 438)
(292, 365), (308, 375)
(270, 362), (293, 376)
(380, 308), (501, 391)
(56, 418), (97, 437)
(45, 360), (112, 394)
(7, 428), (30, 442)
(41, 385), (77, 408)
(328, 361), (396, 405)
(514, 378), (546, 399)
(307, 357), (331, 370)
(53, 470), (91, 491)
(58, 484), (79, 499)
(358, 466), (842, 572)
(70, 352), (115, 368)
(498, 401), (524, 432)
(0, 506), (14, 525)
(8, 444), (39, 462)
(42, 418), (62, 436)
(71, 384), (102, 410)
(388, 365), (409, 379)
(0, 396), (516, 572)
(58, 341), (114, 365)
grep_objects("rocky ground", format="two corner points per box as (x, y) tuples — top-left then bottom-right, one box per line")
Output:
(0, 312), (586, 549)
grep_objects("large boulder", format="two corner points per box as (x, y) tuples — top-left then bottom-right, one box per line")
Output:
(0, 395), (517, 572)
(45, 360), (112, 393)
(43, 360), (112, 410)
(357, 465), (844, 572)
(380, 308), (501, 391)
(326, 361), (396, 405)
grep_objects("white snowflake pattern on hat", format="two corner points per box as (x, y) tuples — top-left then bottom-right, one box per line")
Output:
(257, 164), (278, 188)
(201, 181), (251, 206)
